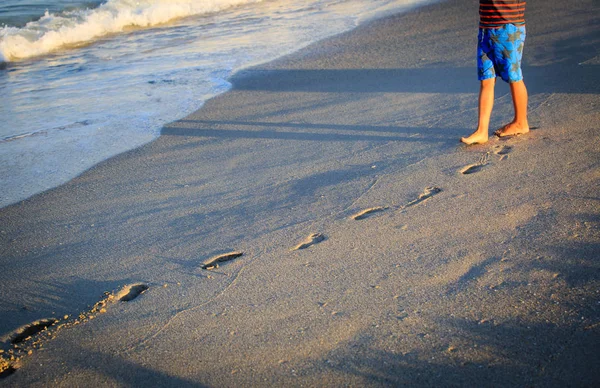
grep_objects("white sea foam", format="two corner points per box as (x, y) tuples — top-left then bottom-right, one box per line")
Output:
(0, 0), (262, 61)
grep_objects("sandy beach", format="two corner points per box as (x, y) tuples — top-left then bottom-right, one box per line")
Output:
(1, 0), (599, 386)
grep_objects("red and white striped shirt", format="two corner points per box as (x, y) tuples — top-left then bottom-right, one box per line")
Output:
(480, 0), (526, 28)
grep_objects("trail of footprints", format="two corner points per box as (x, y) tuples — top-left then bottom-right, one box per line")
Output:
(1, 251), (251, 377)
(351, 186), (442, 220)
(460, 144), (513, 175)
(0, 140), (517, 379)
(0, 282), (148, 377)
(1, 251), (253, 377)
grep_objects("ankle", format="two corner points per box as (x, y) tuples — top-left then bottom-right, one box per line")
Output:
(514, 119), (529, 128)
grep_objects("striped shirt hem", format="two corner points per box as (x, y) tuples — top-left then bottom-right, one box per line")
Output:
(479, 0), (526, 28)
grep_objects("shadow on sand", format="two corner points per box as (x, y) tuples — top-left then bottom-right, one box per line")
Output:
(318, 317), (599, 387)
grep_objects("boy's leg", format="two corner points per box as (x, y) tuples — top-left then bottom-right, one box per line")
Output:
(495, 79), (529, 136)
(461, 77), (495, 145)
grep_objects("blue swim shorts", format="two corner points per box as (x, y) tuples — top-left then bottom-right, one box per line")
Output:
(477, 24), (526, 83)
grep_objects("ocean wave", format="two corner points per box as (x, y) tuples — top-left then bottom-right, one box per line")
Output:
(0, 0), (263, 62)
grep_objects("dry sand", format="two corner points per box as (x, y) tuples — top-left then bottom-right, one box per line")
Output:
(1, 0), (599, 386)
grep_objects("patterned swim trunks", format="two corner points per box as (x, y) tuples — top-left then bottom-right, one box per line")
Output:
(477, 23), (526, 83)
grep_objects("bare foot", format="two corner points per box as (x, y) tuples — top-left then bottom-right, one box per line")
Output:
(461, 130), (488, 145)
(495, 121), (529, 137)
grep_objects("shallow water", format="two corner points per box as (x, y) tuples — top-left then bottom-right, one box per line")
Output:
(0, 0), (432, 208)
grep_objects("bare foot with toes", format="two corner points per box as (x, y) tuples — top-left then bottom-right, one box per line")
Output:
(461, 130), (489, 145)
(495, 121), (529, 137)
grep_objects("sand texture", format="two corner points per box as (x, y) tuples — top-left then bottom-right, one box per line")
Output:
(1, 0), (599, 386)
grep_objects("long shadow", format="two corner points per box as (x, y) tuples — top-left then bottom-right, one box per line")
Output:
(523, 241), (600, 289)
(162, 121), (463, 143)
(314, 206), (600, 386)
(445, 255), (501, 295)
(162, 58), (598, 141)
(176, 120), (434, 134)
(229, 65), (600, 95)
(319, 318), (600, 387)
(5, 345), (206, 387)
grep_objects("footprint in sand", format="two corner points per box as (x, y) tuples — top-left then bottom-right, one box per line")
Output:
(403, 186), (442, 208)
(0, 363), (16, 379)
(8, 318), (58, 344)
(293, 233), (326, 250)
(352, 206), (387, 220)
(0, 284), (150, 378)
(493, 145), (512, 156)
(116, 283), (149, 302)
(0, 318), (58, 379)
(460, 164), (485, 175)
(201, 251), (244, 270)
(460, 153), (490, 175)
(353, 187), (442, 219)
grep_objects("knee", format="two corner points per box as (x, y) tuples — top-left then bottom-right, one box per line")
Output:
(481, 78), (495, 89)
(509, 79), (526, 89)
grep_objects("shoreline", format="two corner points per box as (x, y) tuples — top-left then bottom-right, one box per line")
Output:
(1, 0), (599, 385)
(0, 0), (437, 210)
